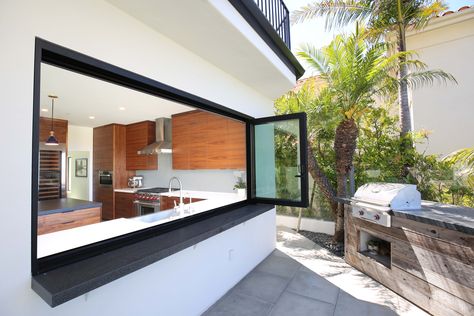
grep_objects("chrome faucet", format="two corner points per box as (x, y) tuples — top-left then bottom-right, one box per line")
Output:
(168, 176), (183, 208)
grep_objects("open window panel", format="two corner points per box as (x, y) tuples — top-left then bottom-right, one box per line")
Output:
(250, 112), (309, 208)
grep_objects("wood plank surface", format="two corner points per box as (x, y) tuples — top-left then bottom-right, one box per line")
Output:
(39, 117), (68, 144)
(125, 121), (157, 170)
(172, 110), (246, 170)
(114, 192), (137, 218)
(345, 208), (474, 316)
(38, 207), (101, 235)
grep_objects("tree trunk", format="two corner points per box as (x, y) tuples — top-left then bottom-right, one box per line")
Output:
(306, 139), (339, 237)
(307, 139), (337, 210)
(333, 118), (359, 242)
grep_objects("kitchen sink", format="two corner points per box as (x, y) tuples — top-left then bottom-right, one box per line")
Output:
(135, 210), (174, 223)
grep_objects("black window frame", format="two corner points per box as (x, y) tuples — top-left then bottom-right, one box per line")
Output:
(250, 113), (309, 207)
(32, 38), (308, 275)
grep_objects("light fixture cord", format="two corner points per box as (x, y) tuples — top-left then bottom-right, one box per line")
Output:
(50, 98), (54, 132)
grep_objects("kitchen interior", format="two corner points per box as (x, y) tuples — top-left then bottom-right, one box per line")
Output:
(37, 63), (247, 258)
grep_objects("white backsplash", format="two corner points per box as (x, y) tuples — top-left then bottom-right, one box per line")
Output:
(137, 154), (245, 193)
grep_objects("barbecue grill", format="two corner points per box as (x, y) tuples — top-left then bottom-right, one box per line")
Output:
(351, 183), (421, 227)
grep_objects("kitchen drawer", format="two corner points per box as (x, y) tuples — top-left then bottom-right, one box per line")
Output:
(38, 207), (101, 235)
(115, 192), (137, 218)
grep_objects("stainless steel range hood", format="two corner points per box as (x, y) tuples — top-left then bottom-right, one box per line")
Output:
(137, 118), (172, 155)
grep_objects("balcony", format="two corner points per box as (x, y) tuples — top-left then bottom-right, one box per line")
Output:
(253, 0), (291, 49)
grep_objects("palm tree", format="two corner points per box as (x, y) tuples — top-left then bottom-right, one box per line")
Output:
(296, 27), (415, 241)
(291, 0), (452, 138)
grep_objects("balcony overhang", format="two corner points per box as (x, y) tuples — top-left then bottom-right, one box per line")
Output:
(107, 0), (304, 99)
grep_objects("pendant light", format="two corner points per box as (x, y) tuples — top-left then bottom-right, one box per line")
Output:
(45, 94), (59, 146)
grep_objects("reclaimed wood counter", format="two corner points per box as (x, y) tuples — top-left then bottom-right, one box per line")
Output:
(345, 205), (474, 316)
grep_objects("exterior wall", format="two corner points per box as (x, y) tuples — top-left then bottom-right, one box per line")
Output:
(277, 215), (335, 235)
(406, 10), (474, 156)
(0, 0), (288, 314)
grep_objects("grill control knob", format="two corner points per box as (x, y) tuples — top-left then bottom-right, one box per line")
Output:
(374, 214), (380, 220)
(358, 210), (364, 216)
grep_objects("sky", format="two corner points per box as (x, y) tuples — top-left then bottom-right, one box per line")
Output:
(286, 0), (473, 51)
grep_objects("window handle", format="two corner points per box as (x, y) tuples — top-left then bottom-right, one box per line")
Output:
(295, 165), (302, 178)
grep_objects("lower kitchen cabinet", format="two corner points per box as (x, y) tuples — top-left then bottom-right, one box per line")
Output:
(38, 207), (101, 235)
(160, 195), (204, 211)
(115, 192), (137, 218)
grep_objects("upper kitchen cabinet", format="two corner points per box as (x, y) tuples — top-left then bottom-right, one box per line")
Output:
(39, 117), (68, 144)
(126, 121), (158, 170)
(172, 110), (246, 170)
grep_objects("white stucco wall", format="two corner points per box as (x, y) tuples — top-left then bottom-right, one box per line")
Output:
(406, 9), (474, 156)
(68, 125), (94, 200)
(0, 0), (288, 314)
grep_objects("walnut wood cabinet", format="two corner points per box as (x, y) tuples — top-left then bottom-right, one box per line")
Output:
(172, 110), (246, 170)
(126, 121), (157, 170)
(39, 117), (68, 144)
(160, 195), (204, 211)
(37, 207), (101, 235)
(115, 192), (137, 218)
(93, 124), (134, 220)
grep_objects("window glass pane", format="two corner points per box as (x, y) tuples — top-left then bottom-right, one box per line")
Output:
(255, 119), (301, 201)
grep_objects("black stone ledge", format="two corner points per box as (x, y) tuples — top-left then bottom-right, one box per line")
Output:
(32, 203), (274, 307)
(392, 201), (474, 235)
(38, 198), (102, 216)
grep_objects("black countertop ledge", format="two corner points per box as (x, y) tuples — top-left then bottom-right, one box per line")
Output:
(32, 203), (273, 307)
(38, 198), (102, 216)
(391, 201), (474, 235)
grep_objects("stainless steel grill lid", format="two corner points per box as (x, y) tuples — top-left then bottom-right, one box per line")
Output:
(352, 183), (421, 210)
(351, 183), (421, 227)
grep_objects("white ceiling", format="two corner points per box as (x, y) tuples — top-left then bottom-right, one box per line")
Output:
(106, 0), (295, 99)
(40, 63), (192, 128)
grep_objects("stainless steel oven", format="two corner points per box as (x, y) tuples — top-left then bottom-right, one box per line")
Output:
(98, 170), (113, 186)
(134, 200), (160, 216)
(133, 187), (175, 216)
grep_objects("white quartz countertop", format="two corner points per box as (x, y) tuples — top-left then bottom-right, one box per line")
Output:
(37, 190), (245, 258)
(159, 190), (241, 200)
(114, 188), (142, 193)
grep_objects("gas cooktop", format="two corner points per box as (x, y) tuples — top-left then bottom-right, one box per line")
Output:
(137, 187), (178, 194)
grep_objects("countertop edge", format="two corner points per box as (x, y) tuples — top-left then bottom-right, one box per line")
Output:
(38, 199), (103, 216)
(391, 210), (474, 235)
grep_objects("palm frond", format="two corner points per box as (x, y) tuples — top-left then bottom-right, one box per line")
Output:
(296, 44), (329, 75)
(401, 69), (457, 89)
(291, 0), (371, 31)
(443, 148), (474, 168)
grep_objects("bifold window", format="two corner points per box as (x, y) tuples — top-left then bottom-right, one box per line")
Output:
(32, 38), (308, 274)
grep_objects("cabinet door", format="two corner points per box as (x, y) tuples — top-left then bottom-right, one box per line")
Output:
(126, 121), (157, 170)
(172, 112), (192, 169)
(225, 118), (246, 169)
(172, 110), (246, 170)
(95, 186), (114, 220)
(93, 125), (114, 171)
(115, 192), (137, 218)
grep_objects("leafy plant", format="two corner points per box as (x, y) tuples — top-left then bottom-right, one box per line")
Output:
(233, 177), (246, 190)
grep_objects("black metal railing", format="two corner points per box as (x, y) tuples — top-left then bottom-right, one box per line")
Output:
(253, 0), (291, 49)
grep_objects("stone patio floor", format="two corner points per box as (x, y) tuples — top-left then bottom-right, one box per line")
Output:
(203, 226), (428, 316)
